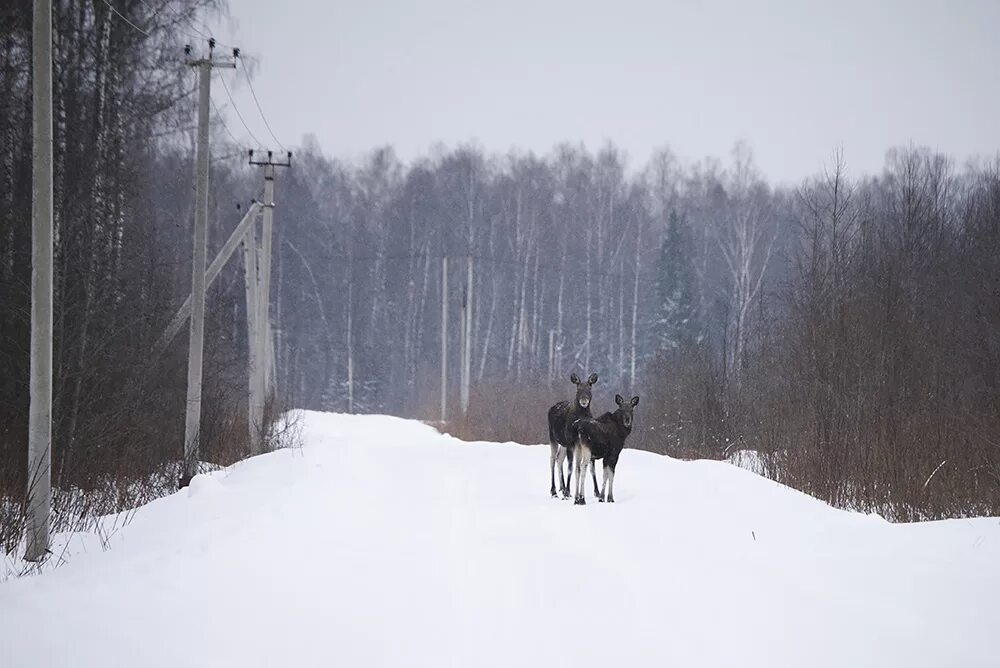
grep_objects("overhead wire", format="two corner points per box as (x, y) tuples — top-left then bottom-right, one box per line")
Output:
(238, 56), (288, 152)
(217, 71), (265, 150)
(209, 94), (248, 155)
(102, 0), (151, 36)
(336, 252), (654, 281)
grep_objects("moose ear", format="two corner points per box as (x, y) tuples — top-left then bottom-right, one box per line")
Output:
(615, 394), (624, 406)
(570, 373), (580, 384)
(631, 395), (640, 407)
(588, 373), (599, 385)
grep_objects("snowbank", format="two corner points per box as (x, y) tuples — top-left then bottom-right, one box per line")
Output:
(1, 411), (998, 667)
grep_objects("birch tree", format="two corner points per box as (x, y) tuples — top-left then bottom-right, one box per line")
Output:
(717, 143), (776, 389)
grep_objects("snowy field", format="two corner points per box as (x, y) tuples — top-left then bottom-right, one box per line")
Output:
(2, 411), (999, 667)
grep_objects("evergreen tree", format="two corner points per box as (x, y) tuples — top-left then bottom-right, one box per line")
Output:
(653, 211), (698, 352)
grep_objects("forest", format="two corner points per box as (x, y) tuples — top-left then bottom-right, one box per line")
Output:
(2, 1), (999, 557)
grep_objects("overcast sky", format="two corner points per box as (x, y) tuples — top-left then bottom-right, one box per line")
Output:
(209, 0), (1000, 184)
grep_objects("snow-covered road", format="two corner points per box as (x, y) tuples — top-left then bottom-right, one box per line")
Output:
(2, 411), (998, 667)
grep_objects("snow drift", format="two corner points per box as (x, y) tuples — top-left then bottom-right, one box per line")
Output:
(1, 411), (998, 667)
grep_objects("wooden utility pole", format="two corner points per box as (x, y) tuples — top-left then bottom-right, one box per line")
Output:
(248, 150), (290, 452)
(181, 40), (235, 484)
(25, 0), (53, 562)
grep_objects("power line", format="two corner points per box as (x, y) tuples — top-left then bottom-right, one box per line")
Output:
(217, 70), (265, 149)
(209, 94), (246, 153)
(102, 0), (150, 36)
(238, 56), (287, 152)
(211, 150), (245, 165)
(333, 251), (654, 280)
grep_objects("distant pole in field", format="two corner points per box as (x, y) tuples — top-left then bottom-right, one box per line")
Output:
(441, 256), (448, 423)
(347, 281), (354, 413)
(548, 330), (555, 389)
(25, 0), (53, 562)
(249, 149), (291, 451)
(181, 40), (235, 485)
(461, 255), (473, 414)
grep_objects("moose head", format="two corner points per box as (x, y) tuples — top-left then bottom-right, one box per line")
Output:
(614, 394), (640, 431)
(570, 372), (599, 410)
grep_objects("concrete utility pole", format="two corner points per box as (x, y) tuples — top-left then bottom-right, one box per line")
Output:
(347, 282), (354, 413)
(258, 165), (274, 390)
(241, 205), (261, 454)
(25, 0), (53, 562)
(548, 330), (556, 388)
(460, 256), (473, 414)
(248, 150), (290, 452)
(441, 257), (448, 423)
(181, 40), (235, 484)
(459, 270), (465, 415)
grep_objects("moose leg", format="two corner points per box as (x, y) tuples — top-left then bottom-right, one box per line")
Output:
(549, 443), (559, 498)
(562, 447), (573, 499)
(591, 458), (601, 500)
(606, 463), (616, 503)
(555, 446), (566, 497)
(599, 461), (609, 502)
(574, 445), (590, 505)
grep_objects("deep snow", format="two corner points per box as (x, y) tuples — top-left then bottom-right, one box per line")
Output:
(1, 411), (998, 667)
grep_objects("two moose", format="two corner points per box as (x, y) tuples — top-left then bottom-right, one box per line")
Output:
(547, 372), (639, 505)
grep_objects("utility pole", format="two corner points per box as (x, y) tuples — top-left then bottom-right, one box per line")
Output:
(241, 203), (261, 454)
(459, 271), (466, 415)
(460, 255), (473, 414)
(181, 40), (235, 485)
(347, 282), (354, 413)
(548, 330), (555, 388)
(441, 256), (448, 423)
(25, 0), (53, 562)
(248, 150), (290, 451)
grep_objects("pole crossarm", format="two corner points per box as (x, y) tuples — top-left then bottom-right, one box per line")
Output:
(249, 149), (292, 168)
(184, 39), (237, 70)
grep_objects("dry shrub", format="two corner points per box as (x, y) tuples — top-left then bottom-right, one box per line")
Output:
(449, 376), (551, 445)
(628, 345), (729, 459)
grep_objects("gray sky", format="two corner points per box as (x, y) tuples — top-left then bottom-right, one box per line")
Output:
(211, 0), (1000, 184)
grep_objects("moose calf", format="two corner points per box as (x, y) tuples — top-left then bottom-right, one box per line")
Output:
(573, 394), (639, 504)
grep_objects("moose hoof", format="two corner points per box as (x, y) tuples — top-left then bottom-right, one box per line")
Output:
(574, 498), (586, 506)
(598, 496), (605, 503)
(551, 490), (558, 498)
(607, 498), (615, 504)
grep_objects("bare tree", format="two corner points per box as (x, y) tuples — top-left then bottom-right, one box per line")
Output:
(717, 142), (776, 389)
